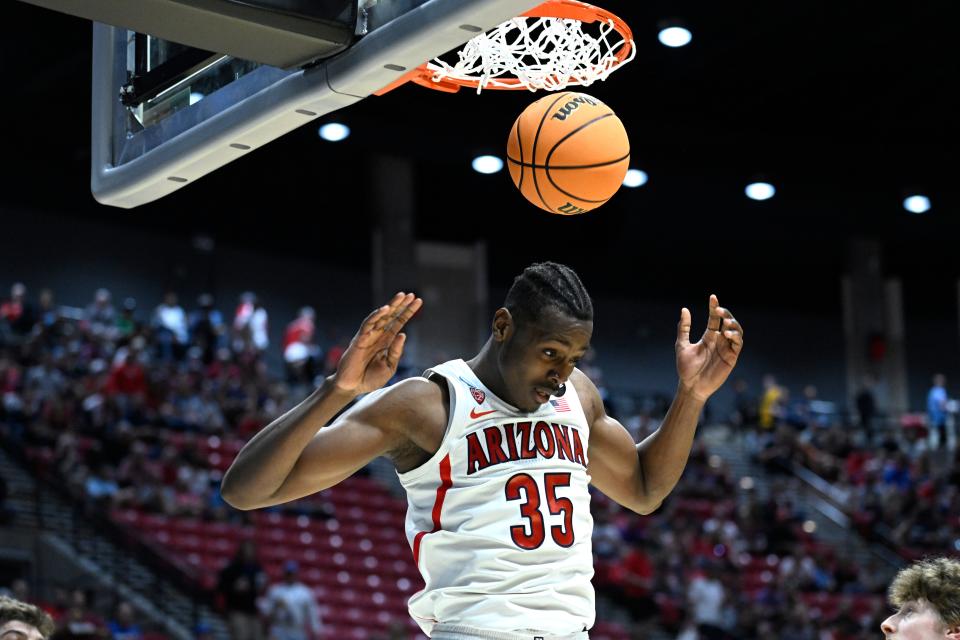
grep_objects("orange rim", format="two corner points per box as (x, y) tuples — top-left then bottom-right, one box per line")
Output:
(374, 0), (633, 95)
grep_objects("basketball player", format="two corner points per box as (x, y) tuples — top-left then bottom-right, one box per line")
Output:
(222, 262), (744, 640)
(0, 595), (55, 640)
(881, 557), (960, 639)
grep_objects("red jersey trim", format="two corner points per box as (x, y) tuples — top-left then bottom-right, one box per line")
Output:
(412, 453), (452, 565)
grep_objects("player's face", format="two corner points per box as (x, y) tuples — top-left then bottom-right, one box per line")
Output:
(497, 307), (592, 413)
(881, 601), (951, 639)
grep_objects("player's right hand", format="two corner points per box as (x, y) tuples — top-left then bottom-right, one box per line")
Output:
(331, 292), (422, 396)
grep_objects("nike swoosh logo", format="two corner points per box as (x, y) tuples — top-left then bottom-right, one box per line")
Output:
(469, 408), (497, 419)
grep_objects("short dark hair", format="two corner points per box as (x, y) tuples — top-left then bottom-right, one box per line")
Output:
(0, 595), (56, 639)
(504, 262), (593, 327)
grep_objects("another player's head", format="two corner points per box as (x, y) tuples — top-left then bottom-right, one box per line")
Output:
(0, 595), (55, 640)
(881, 557), (960, 639)
(493, 262), (593, 412)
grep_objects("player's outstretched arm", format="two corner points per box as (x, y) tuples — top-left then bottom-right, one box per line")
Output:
(221, 293), (423, 510)
(586, 295), (743, 514)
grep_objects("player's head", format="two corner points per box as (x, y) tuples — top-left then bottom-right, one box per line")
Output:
(0, 595), (55, 640)
(492, 262), (593, 412)
(881, 557), (960, 639)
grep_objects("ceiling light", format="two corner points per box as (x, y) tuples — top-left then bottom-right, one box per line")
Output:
(622, 169), (648, 188)
(472, 155), (503, 174)
(318, 123), (350, 142)
(903, 194), (931, 214)
(658, 26), (692, 48)
(745, 182), (775, 201)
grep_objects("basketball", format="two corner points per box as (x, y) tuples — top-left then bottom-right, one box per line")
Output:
(507, 92), (630, 215)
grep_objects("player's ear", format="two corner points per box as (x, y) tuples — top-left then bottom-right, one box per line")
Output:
(945, 624), (960, 640)
(492, 308), (513, 343)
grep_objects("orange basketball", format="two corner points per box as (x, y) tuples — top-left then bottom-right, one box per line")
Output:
(507, 91), (630, 215)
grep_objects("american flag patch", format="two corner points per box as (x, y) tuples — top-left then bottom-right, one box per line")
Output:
(550, 398), (570, 412)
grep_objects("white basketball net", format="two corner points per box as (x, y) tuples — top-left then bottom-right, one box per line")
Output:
(425, 16), (636, 93)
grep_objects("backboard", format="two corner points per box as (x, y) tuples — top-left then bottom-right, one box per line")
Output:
(54, 0), (543, 208)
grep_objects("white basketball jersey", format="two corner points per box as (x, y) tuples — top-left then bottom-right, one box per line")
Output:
(397, 359), (595, 636)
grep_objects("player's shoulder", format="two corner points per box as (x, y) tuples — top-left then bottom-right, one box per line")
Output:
(570, 368), (603, 420)
(569, 368), (600, 396)
(350, 376), (448, 432)
(381, 375), (446, 403)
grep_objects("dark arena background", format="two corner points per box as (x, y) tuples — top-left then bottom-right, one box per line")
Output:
(1, 1), (958, 639)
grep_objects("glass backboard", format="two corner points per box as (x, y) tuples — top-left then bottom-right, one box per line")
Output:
(83, 0), (541, 208)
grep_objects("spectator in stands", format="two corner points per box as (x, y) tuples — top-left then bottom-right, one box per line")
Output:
(687, 563), (730, 640)
(758, 374), (785, 431)
(233, 293), (269, 353)
(591, 506), (625, 562)
(36, 289), (60, 333)
(1, 283), (35, 341)
(0, 595), (55, 640)
(103, 351), (147, 418)
(115, 298), (138, 340)
(193, 622), (215, 640)
(189, 294), (226, 365)
(84, 465), (119, 507)
(84, 289), (115, 340)
(261, 561), (322, 640)
(755, 424), (799, 473)
(855, 374), (879, 444)
(25, 354), (66, 402)
(729, 377), (757, 433)
(606, 543), (659, 625)
(283, 307), (320, 385)
(927, 373), (953, 452)
(218, 540), (265, 640)
(152, 292), (188, 362)
(926, 373), (949, 450)
(60, 589), (105, 637)
(881, 557), (960, 638)
(106, 602), (142, 640)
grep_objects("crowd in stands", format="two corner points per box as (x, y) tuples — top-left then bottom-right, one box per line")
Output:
(0, 282), (346, 639)
(0, 578), (192, 640)
(739, 372), (960, 564)
(0, 280), (923, 639)
(592, 434), (889, 639)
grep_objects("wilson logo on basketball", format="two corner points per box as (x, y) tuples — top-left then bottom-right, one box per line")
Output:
(551, 95), (599, 121)
(557, 202), (588, 215)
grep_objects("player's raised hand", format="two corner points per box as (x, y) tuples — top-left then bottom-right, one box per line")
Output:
(332, 292), (422, 395)
(675, 294), (744, 401)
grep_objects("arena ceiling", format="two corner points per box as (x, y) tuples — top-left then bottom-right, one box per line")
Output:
(1, 1), (956, 311)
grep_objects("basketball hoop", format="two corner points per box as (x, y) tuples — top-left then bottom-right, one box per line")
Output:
(375, 0), (635, 95)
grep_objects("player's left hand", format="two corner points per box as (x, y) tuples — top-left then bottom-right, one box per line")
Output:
(675, 294), (743, 401)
